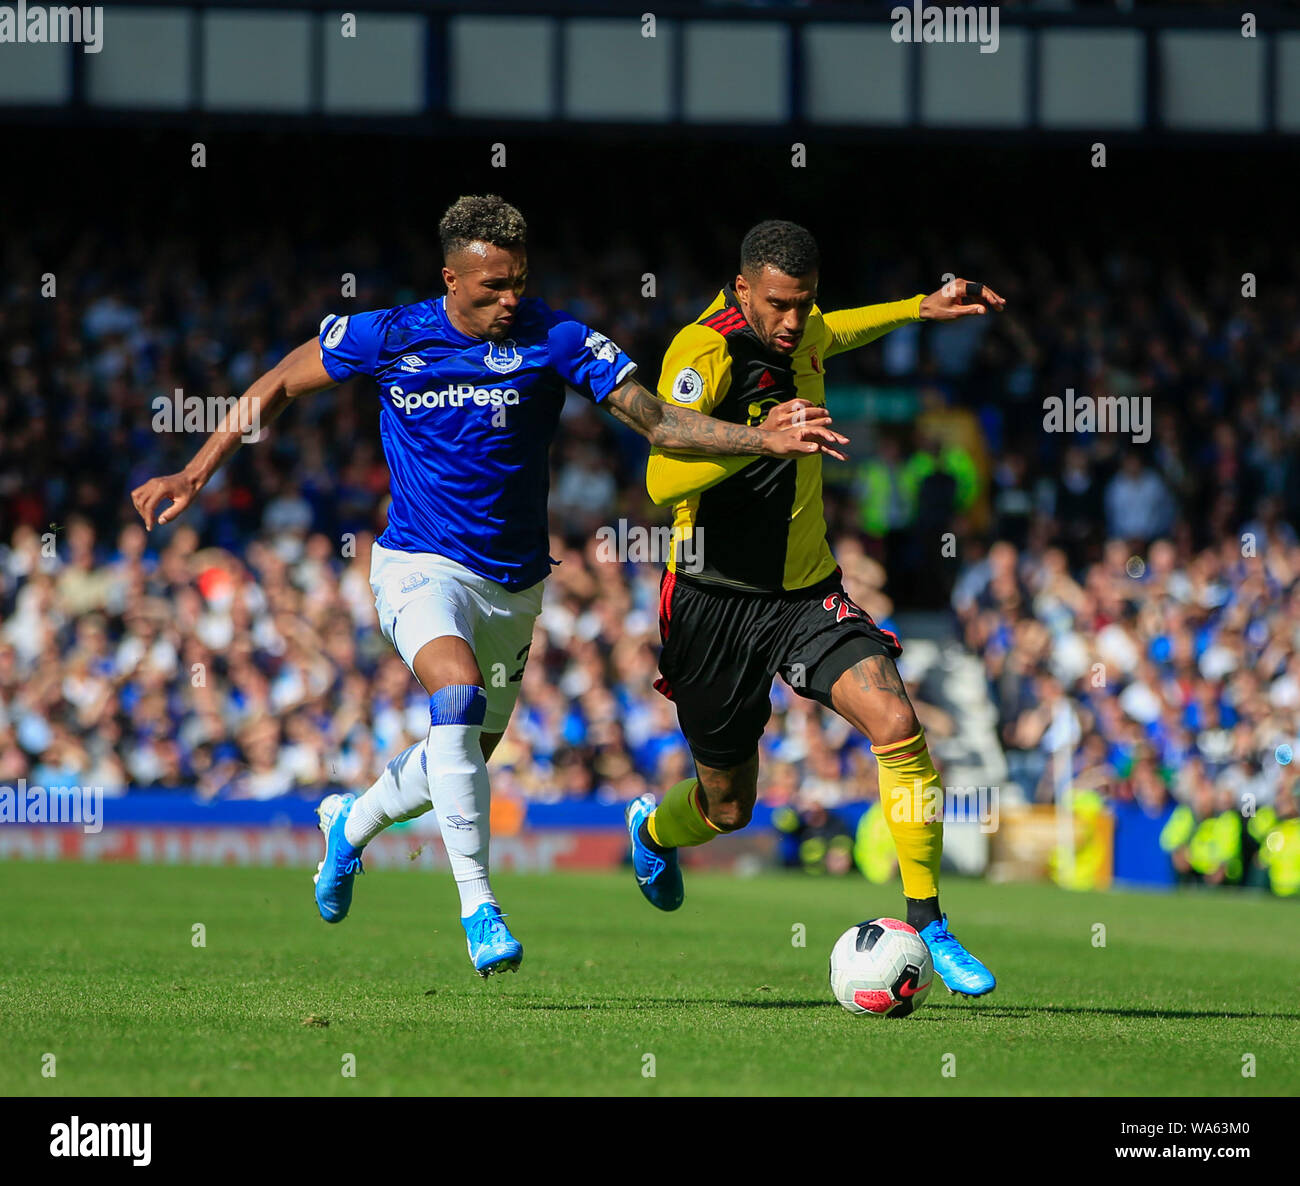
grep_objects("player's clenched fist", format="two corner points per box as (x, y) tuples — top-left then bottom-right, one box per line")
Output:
(131, 471), (199, 531)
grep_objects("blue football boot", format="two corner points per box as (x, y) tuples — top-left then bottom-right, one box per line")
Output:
(920, 914), (996, 997)
(626, 793), (684, 912)
(462, 903), (523, 978)
(313, 793), (365, 924)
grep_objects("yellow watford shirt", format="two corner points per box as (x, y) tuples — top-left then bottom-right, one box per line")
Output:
(647, 284), (923, 592)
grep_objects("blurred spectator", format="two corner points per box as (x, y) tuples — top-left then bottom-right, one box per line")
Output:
(773, 796), (855, 875)
(1105, 453), (1176, 544)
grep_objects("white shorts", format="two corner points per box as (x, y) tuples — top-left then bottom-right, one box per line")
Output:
(369, 542), (543, 734)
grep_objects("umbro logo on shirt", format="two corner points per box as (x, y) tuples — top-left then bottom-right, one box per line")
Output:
(399, 355), (426, 373)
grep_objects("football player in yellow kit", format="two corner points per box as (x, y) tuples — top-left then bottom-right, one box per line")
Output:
(626, 220), (1005, 996)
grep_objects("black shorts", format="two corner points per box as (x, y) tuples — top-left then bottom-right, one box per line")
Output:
(653, 567), (903, 770)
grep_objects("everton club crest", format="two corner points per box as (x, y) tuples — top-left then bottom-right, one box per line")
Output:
(484, 339), (523, 375)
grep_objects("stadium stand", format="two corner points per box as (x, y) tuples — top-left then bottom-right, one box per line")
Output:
(3, 143), (1299, 892)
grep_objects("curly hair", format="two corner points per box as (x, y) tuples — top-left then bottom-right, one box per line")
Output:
(438, 194), (528, 258)
(740, 219), (820, 278)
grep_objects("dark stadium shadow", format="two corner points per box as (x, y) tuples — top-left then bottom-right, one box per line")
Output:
(726, 1000), (952, 1019)
(502, 1000), (714, 1011)
(502, 999), (837, 1011)
(725, 999), (837, 1010)
(938, 1003), (1300, 1022)
(503, 1000), (1300, 1020)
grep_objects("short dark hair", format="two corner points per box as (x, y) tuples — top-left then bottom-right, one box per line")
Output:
(439, 194), (528, 259)
(740, 219), (819, 278)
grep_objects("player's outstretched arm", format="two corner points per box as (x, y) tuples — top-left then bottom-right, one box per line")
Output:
(823, 280), (1007, 359)
(130, 338), (335, 531)
(603, 378), (847, 460)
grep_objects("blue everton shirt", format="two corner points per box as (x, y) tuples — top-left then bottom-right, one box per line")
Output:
(318, 297), (637, 591)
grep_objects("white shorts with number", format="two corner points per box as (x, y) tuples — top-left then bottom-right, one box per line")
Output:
(369, 542), (543, 734)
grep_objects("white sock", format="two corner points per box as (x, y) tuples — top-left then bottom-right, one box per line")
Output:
(344, 741), (433, 848)
(425, 685), (497, 918)
(457, 875), (496, 917)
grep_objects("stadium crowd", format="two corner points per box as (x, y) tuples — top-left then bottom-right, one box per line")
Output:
(0, 220), (903, 811)
(2, 220), (1298, 892)
(0, 514), (898, 810)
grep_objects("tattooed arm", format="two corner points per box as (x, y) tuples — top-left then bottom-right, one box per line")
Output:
(602, 377), (847, 459)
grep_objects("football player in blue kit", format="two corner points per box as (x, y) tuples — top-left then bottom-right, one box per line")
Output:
(130, 195), (846, 977)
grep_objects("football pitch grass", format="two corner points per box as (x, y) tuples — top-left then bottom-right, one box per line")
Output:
(2, 862), (1297, 1097)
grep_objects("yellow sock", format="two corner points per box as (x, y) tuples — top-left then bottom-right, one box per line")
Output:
(871, 730), (943, 900)
(647, 778), (722, 848)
